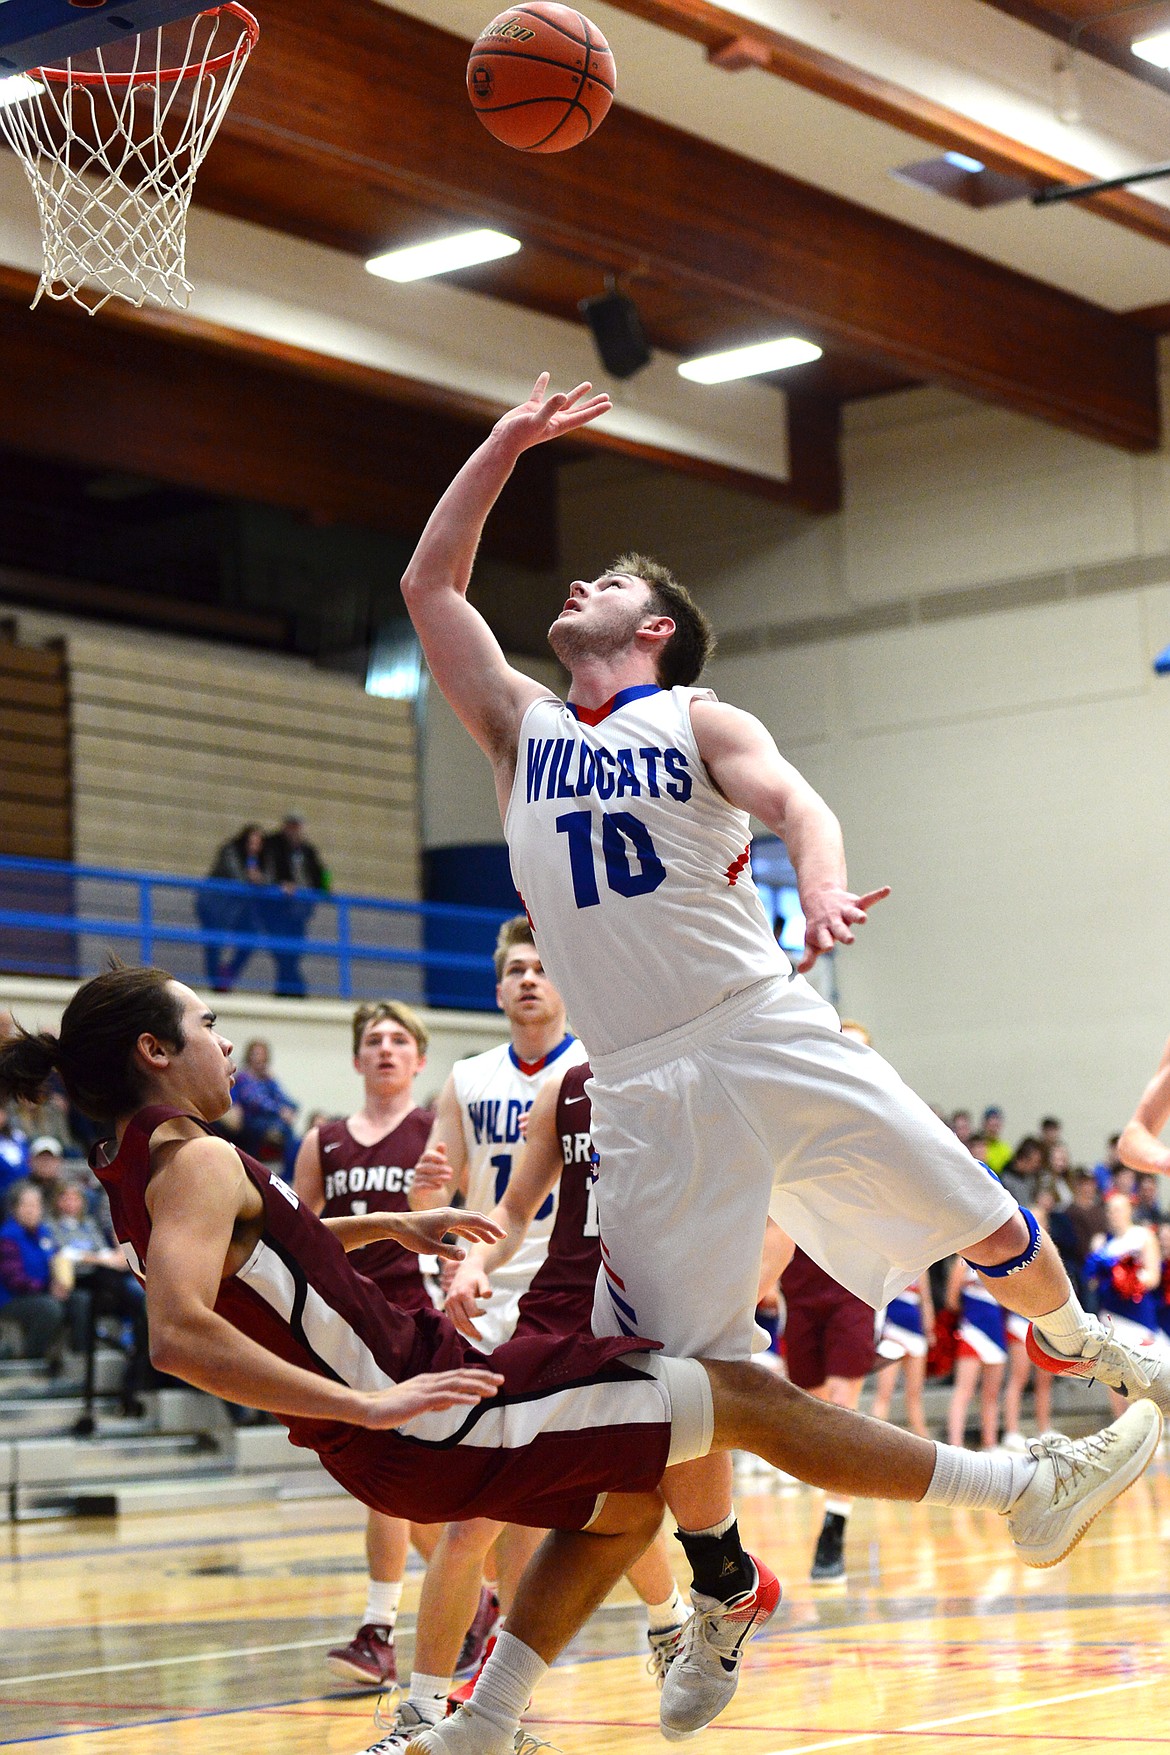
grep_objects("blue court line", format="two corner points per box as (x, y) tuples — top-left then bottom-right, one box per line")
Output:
(0, 1689), (370, 1747)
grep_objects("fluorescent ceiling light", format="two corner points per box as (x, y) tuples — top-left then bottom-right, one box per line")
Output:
(0, 74), (43, 109)
(678, 337), (822, 384)
(366, 229), (521, 283)
(943, 150), (985, 173)
(1132, 29), (1170, 69)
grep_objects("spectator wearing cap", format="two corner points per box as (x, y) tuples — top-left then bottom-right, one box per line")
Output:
(27, 1136), (68, 1206)
(261, 814), (329, 998)
(980, 1106), (1013, 1176)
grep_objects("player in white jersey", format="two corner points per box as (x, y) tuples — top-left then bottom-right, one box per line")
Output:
(409, 915), (587, 1686)
(399, 373), (1170, 1742)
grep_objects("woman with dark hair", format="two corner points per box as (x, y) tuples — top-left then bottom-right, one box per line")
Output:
(197, 824), (270, 992)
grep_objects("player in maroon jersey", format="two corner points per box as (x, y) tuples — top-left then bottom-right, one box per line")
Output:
(293, 1000), (441, 1688)
(0, 967), (1158, 1755)
(401, 1062), (688, 1730)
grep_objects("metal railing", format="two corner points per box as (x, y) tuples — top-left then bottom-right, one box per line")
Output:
(0, 855), (512, 1010)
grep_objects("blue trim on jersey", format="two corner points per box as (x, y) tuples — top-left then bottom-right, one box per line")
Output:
(566, 683), (662, 725)
(507, 1033), (576, 1075)
(608, 1283), (638, 1337)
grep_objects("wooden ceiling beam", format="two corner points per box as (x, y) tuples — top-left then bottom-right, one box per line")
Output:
(197, 0), (1159, 452)
(603, 0), (1170, 252)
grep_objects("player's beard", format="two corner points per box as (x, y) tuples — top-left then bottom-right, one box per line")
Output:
(548, 598), (646, 668)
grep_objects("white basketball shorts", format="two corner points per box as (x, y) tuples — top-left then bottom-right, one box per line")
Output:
(587, 972), (1018, 1361)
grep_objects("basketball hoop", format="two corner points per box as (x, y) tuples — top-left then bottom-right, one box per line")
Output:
(0, 4), (259, 312)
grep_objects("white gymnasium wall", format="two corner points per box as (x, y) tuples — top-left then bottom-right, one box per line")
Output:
(0, 603), (419, 898)
(556, 371), (1170, 1163)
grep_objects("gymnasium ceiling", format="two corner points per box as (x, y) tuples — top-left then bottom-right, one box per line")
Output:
(3, 0), (1170, 612)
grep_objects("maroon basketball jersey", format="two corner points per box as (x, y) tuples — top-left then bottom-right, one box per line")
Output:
(317, 1111), (434, 1311)
(91, 1105), (662, 1530)
(512, 1061), (600, 1340)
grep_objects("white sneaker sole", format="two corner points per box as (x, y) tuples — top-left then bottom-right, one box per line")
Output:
(1009, 1400), (1162, 1569)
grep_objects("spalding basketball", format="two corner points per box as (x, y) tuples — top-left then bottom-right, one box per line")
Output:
(466, 3), (615, 153)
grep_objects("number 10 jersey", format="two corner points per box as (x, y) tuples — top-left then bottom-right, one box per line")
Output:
(505, 683), (790, 1058)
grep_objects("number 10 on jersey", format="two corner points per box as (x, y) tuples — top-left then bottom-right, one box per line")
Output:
(555, 810), (665, 909)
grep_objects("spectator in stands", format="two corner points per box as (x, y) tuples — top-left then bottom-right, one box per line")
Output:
(998, 1135), (1044, 1207)
(47, 1179), (149, 1413)
(0, 1100), (29, 1197)
(1067, 1171), (1108, 1291)
(980, 1106), (1013, 1176)
(1135, 1172), (1165, 1227)
(1041, 1142), (1074, 1208)
(14, 1070), (79, 1156)
(27, 1136), (68, 1206)
(229, 1038), (300, 1178)
(0, 1181), (79, 1362)
(950, 1109), (972, 1145)
(1039, 1115), (1065, 1165)
(966, 1131), (989, 1162)
(198, 823), (271, 993)
(1093, 1134), (1123, 1195)
(262, 814), (329, 998)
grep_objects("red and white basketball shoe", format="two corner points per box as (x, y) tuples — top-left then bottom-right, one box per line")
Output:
(1026, 1318), (1170, 1414)
(658, 1557), (781, 1741)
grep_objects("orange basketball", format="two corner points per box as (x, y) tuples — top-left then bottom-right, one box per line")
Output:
(466, 4), (615, 153)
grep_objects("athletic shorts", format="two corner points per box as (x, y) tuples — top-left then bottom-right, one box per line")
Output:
(587, 973), (1017, 1360)
(784, 1287), (877, 1389)
(319, 1335), (712, 1531)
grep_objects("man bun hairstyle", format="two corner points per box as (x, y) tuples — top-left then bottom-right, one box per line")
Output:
(352, 1000), (429, 1059)
(494, 914), (535, 982)
(0, 962), (186, 1124)
(610, 552), (715, 689)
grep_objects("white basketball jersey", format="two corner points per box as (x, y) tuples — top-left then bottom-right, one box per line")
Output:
(452, 1033), (588, 1296)
(504, 684), (790, 1057)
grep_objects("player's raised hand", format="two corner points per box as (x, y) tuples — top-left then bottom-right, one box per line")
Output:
(445, 1262), (494, 1342)
(357, 1368), (504, 1429)
(798, 884), (891, 973)
(412, 1141), (454, 1194)
(493, 372), (612, 454)
(394, 1208), (504, 1260)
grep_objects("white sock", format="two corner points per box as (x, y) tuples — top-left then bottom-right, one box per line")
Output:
(824, 1497), (852, 1520)
(1034, 1292), (1097, 1355)
(364, 1579), (402, 1628)
(408, 1672), (452, 1725)
(467, 1631), (547, 1733)
(681, 1509), (736, 1539)
(922, 1441), (1038, 1514)
(646, 1584), (687, 1632)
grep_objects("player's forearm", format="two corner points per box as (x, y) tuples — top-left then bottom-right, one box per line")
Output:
(149, 1306), (366, 1423)
(476, 1197), (530, 1275)
(401, 431), (521, 607)
(322, 1214), (409, 1252)
(1118, 1120), (1170, 1175)
(780, 790), (848, 906)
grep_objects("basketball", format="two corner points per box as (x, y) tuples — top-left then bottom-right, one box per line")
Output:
(466, 3), (615, 153)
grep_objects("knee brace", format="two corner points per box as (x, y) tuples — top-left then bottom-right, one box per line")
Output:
(963, 1206), (1041, 1279)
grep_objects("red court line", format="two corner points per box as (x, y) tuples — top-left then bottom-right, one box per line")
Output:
(528, 1718), (1170, 1743)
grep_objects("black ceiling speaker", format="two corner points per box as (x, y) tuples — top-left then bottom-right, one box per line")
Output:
(578, 281), (651, 380)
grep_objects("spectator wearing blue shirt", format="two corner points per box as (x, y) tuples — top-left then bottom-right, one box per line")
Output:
(0, 1181), (72, 1360)
(228, 1039), (300, 1178)
(0, 1100), (29, 1200)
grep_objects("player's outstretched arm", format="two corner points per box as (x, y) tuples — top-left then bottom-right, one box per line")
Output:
(401, 373), (612, 764)
(324, 1207), (504, 1259)
(690, 696), (890, 973)
(292, 1126), (325, 1214)
(144, 1137), (385, 1424)
(1119, 1035), (1170, 1174)
(411, 1075), (465, 1212)
(445, 1074), (564, 1340)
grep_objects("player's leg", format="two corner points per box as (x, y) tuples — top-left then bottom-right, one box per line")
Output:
(809, 1374), (864, 1583)
(329, 1512), (413, 1688)
(400, 1518), (505, 1728)
(869, 1355), (899, 1422)
(446, 1523), (546, 1710)
(388, 1493), (665, 1755)
(625, 1523), (690, 1687)
(1002, 1330), (1031, 1445)
(901, 1351), (931, 1439)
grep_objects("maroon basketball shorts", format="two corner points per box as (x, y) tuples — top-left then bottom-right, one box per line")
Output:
(317, 1335), (713, 1531)
(784, 1287), (877, 1390)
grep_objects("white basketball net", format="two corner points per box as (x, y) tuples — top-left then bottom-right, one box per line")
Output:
(0, 5), (257, 313)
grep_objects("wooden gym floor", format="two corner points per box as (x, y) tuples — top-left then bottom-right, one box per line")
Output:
(3, 1460), (1170, 1755)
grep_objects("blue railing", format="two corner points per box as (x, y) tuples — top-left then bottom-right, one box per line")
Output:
(0, 855), (514, 1010)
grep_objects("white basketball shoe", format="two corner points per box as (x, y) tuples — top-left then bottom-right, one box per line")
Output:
(1027, 1317), (1170, 1412)
(1005, 1399), (1162, 1567)
(659, 1557), (782, 1741)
